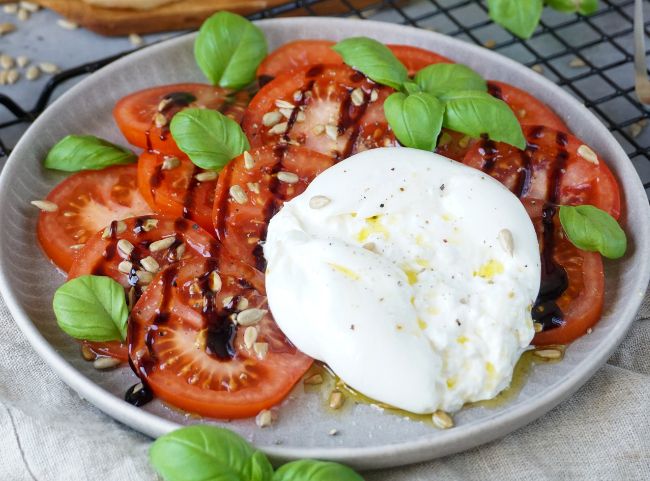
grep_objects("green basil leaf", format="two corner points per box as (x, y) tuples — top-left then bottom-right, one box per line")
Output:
(170, 108), (250, 171)
(273, 460), (364, 481)
(414, 63), (487, 97)
(559, 205), (627, 259)
(403, 80), (422, 95)
(487, 0), (543, 39)
(194, 11), (268, 90)
(546, 0), (598, 15)
(53, 275), (128, 342)
(43, 135), (136, 172)
(384, 92), (444, 151)
(150, 426), (273, 481)
(332, 37), (408, 90)
(440, 90), (526, 149)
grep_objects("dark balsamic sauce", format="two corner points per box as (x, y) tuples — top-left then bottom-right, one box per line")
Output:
(338, 78), (372, 160)
(487, 81), (503, 100)
(181, 165), (200, 220)
(258, 75), (274, 88)
(125, 382), (154, 407)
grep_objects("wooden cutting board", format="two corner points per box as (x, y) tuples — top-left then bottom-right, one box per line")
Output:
(7, 0), (379, 36)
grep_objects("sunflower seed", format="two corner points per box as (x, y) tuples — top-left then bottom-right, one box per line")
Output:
(93, 357), (121, 370)
(16, 7), (29, 20)
(209, 271), (222, 292)
(370, 89), (379, 102)
(534, 322), (543, 333)
(277, 171), (299, 184)
(244, 326), (258, 349)
(0, 23), (16, 35)
(629, 119), (647, 138)
(31, 200), (58, 212)
(531, 64), (544, 74)
(149, 236), (176, 252)
(328, 428), (338, 436)
(309, 195), (331, 209)
(483, 39), (496, 49)
(255, 409), (273, 428)
(0, 54), (14, 69)
(533, 348), (562, 360)
(0, 71), (7, 85)
(253, 342), (269, 359)
(195, 171), (218, 182)
(351, 88), (364, 106)
(577, 144), (598, 164)
(136, 270), (153, 285)
(237, 308), (267, 326)
(243, 151), (255, 169)
(117, 239), (134, 257)
(141, 218), (158, 232)
(432, 410), (454, 429)
(20, 1), (39, 12)
(279, 107), (293, 119)
(154, 112), (167, 128)
(569, 57), (586, 68)
(140, 256), (160, 273)
(325, 124), (338, 141)
(303, 373), (324, 385)
(7, 69), (21, 84)
(222, 295), (234, 308)
(275, 99), (294, 109)
(247, 182), (260, 194)
(80, 344), (96, 361)
(236, 297), (249, 311)
(329, 390), (344, 409)
(262, 111), (283, 127)
(312, 124), (325, 135)
(57, 19), (78, 30)
(118, 261), (133, 274)
(498, 229), (514, 256)
(25, 65), (40, 80)
(175, 243), (186, 259)
(3, 4), (18, 14)
(129, 33), (144, 46)
(229, 185), (248, 204)
(39, 62), (60, 74)
(161, 156), (180, 170)
(16, 55), (28, 67)
(268, 121), (288, 135)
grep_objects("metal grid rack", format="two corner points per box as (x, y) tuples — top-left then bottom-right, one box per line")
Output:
(1, 0), (649, 199)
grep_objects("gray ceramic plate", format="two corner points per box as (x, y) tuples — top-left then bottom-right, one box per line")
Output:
(0, 18), (648, 470)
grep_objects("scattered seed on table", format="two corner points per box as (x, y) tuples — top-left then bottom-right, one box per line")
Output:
(0, 23), (16, 35)
(16, 55), (29, 68)
(129, 33), (144, 46)
(568, 57), (586, 68)
(0, 54), (15, 69)
(39, 62), (61, 74)
(17, 8), (29, 21)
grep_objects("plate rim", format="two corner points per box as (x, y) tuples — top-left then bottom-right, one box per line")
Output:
(1, 16), (649, 468)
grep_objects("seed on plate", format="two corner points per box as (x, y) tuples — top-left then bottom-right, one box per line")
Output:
(350, 88), (364, 106)
(175, 243), (186, 259)
(244, 326), (258, 349)
(268, 121), (288, 135)
(568, 56), (586, 68)
(161, 156), (180, 170)
(149, 236), (176, 252)
(277, 171), (299, 184)
(368, 90), (378, 103)
(195, 171), (218, 182)
(237, 308), (267, 326)
(275, 99), (294, 109)
(31, 199), (58, 212)
(25, 65), (40, 80)
(118, 260), (133, 274)
(325, 124), (339, 141)
(80, 344), (96, 361)
(577, 144), (598, 164)
(255, 409), (273, 428)
(534, 322), (543, 333)
(3, 4), (18, 14)
(329, 390), (344, 410)
(309, 195), (330, 209)
(117, 239), (134, 256)
(136, 270), (153, 285)
(312, 124), (325, 135)
(432, 410), (454, 429)
(0, 54), (14, 69)
(236, 297), (249, 311)
(247, 182), (260, 194)
(222, 295), (234, 308)
(17, 7), (29, 20)
(57, 18), (78, 30)
(253, 342), (269, 359)
(129, 33), (144, 46)
(303, 373), (323, 385)
(0, 23), (16, 35)
(93, 357), (121, 370)
(154, 112), (167, 128)
(20, 1), (39, 12)
(498, 229), (514, 256)
(208, 271), (222, 292)
(16, 55), (28, 67)
(141, 218), (158, 232)
(243, 151), (255, 169)
(229, 185), (248, 204)
(5, 69), (19, 84)
(262, 110), (282, 127)
(140, 256), (160, 273)
(39, 62), (60, 74)
(114, 220), (126, 234)
(279, 107), (293, 119)
(533, 348), (563, 360)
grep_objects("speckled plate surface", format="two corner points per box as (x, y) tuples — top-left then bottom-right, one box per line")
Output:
(0, 18), (649, 470)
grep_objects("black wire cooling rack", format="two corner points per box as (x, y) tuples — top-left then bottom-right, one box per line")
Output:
(1, 0), (649, 199)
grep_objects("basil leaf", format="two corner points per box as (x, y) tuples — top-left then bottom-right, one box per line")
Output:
(194, 11), (268, 90)
(273, 460), (364, 481)
(384, 92), (444, 151)
(403, 80), (422, 95)
(546, 0), (598, 15)
(53, 275), (128, 342)
(441, 90), (526, 149)
(149, 426), (273, 481)
(559, 205), (627, 259)
(414, 63), (487, 97)
(170, 108), (250, 171)
(332, 37), (408, 90)
(487, 0), (543, 39)
(44, 135), (136, 172)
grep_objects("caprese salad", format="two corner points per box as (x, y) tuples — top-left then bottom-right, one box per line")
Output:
(33, 12), (626, 427)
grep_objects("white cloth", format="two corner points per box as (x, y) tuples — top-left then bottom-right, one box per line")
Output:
(0, 289), (649, 481)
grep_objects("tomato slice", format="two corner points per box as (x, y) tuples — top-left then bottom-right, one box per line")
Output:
(213, 145), (335, 271)
(257, 40), (452, 82)
(522, 199), (605, 345)
(128, 256), (312, 419)
(462, 126), (621, 219)
(488, 81), (569, 132)
(243, 64), (397, 159)
(137, 152), (217, 233)
(37, 164), (151, 272)
(113, 84), (250, 155)
(435, 129), (478, 162)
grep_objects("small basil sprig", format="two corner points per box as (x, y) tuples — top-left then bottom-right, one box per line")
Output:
(53, 275), (128, 342)
(170, 108), (250, 171)
(194, 11), (268, 90)
(487, 0), (543, 40)
(546, 0), (599, 15)
(559, 205), (627, 259)
(332, 37), (408, 90)
(149, 426), (365, 481)
(384, 92), (444, 151)
(44, 135), (136, 172)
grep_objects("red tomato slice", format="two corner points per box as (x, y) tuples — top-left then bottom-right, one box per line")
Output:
(243, 64), (397, 159)
(37, 164), (151, 272)
(128, 257), (312, 419)
(488, 81), (569, 132)
(435, 129), (478, 162)
(137, 152), (217, 233)
(257, 40), (452, 82)
(113, 84), (250, 155)
(213, 145), (335, 271)
(522, 199), (605, 345)
(462, 126), (621, 219)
